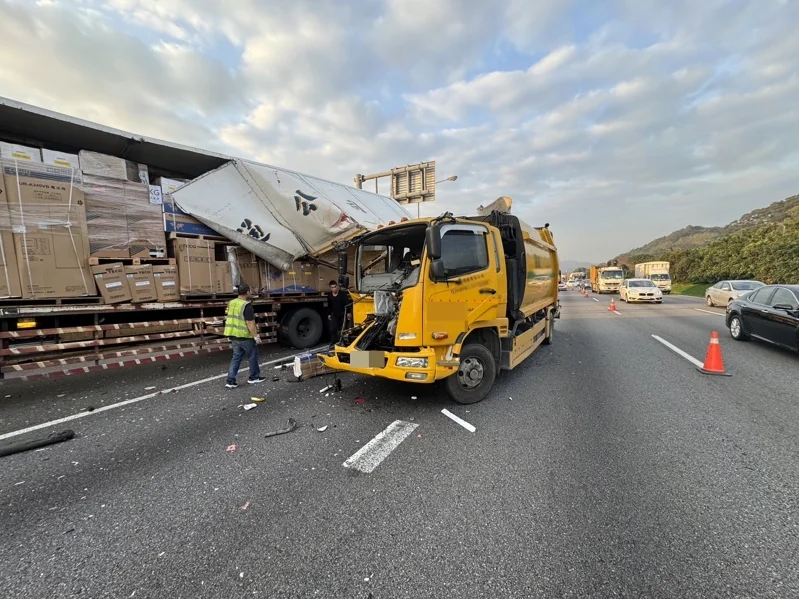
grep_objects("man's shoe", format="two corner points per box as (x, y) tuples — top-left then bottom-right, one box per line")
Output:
(225, 382), (238, 389)
(247, 376), (266, 384)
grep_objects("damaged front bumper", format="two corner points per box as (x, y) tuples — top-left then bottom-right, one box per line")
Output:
(318, 345), (458, 384)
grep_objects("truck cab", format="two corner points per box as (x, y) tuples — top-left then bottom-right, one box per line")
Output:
(319, 211), (559, 404)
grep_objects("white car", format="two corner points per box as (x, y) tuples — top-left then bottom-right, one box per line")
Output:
(620, 278), (663, 303)
(558, 281), (567, 291)
(705, 280), (765, 306)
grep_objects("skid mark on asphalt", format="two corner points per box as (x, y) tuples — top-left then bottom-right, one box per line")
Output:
(343, 420), (419, 473)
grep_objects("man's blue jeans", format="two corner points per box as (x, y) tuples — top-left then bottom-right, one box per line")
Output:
(227, 338), (260, 383)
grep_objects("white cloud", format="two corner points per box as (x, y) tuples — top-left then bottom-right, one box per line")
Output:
(0, 0), (797, 262)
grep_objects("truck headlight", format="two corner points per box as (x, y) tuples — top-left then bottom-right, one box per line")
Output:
(397, 333), (417, 340)
(396, 357), (428, 369)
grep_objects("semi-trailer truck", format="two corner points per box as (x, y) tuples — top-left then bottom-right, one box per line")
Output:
(319, 210), (560, 404)
(634, 261), (672, 293)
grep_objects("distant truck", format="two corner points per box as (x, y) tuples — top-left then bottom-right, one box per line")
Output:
(634, 261), (672, 293)
(590, 265), (624, 293)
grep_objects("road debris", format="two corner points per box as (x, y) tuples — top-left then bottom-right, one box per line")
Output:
(320, 385), (332, 393)
(250, 397), (265, 403)
(264, 418), (297, 438)
(354, 397), (365, 405)
(316, 425), (328, 432)
(411, 396), (418, 400)
(241, 502), (250, 510)
(0, 430), (76, 458)
(226, 444), (237, 452)
(144, 386), (156, 391)
(243, 404), (257, 411)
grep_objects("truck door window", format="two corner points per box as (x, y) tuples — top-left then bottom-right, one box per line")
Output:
(438, 227), (489, 277)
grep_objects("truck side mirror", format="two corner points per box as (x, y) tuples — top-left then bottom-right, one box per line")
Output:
(426, 225), (442, 260)
(339, 275), (350, 289)
(430, 259), (446, 281)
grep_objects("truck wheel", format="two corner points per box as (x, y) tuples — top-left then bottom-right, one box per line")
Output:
(444, 344), (496, 405)
(543, 313), (554, 345)
(283, 308), (323, 349)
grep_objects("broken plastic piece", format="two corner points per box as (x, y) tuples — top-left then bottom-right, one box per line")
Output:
(243, 404), (257, 411)
(316, 425), (328, 432)
(320, 385), (332, 393)
(250, 397), (265, 403)
(241, 502), (250, 510)
(226, 444), (237, 452)
(264, 418), (297, 438)
(353, 397), (365, 405)
(145, 386), (156, 391)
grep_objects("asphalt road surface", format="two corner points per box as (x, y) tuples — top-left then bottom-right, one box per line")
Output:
(1, 292), (798, 598)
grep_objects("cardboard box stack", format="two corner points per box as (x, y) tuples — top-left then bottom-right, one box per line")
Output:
(79, 151), (148, 184)
(82, 173), (165, 260)
(0, 142), (41, 162)
(91, 263), (132, 304)
(0, 173), (23, 298)
(125, 265), (157, 303)
(1, 159), (94, 299)
(158, 177), (219, 237)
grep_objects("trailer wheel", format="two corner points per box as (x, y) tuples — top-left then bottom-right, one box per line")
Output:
(444, 344), (496, 405)
(283, 308), (323, 349)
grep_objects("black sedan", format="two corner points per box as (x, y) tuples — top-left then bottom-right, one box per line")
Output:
(726, 284), (799, 351)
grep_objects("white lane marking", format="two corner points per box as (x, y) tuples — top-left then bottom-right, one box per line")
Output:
(592, 298), (599, 302)
(441, 409), (476, 433)
(651, 335), (704, 368)
(0, 346), (329, 442)
(342, 420), (418, 473)
(695, 308), (724, 317)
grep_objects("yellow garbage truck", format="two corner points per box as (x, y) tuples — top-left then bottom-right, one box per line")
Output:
(319, 210), (560, 404)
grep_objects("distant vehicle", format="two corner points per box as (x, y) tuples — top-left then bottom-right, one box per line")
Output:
(580, 281), (593, 291)
(565, 281), (578, 290)
(727, 285), (799, 351)
(706, 280), (765, 306)
(558, 281), (567, 291)
(619, 278), (663, 303)
(589, 265), (624, 294)
(634, 261), (672, 294)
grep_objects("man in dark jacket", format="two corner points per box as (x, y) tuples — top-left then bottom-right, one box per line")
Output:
(327, 280), (351, 343)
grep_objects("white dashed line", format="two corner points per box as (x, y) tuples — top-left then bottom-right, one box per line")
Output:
(695, 308), (725, 317)
(441, 409), (477, 433)
(342, 420), (419, 473)
(592, 298), (599, 302)
(0, 347), (329, 442)
(651, 335), (704, 368)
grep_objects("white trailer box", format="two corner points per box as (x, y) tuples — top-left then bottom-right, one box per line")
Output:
(170, 160), (412, 271)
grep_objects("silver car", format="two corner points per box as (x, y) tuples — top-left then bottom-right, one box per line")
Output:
(705, 280), (765, 307)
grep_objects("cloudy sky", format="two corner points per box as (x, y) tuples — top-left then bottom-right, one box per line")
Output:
(2, 0), (798, 262)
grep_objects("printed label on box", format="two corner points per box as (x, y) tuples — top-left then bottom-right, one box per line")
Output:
(106, 281), (123, 289)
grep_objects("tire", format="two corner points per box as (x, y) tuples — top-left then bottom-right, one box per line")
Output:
(543, 312), (554, 345)
(444, 344), (496, 404)
(729, 315), (749, 341)
(706, 295), (714, 307)
(282, 307), (323, 349)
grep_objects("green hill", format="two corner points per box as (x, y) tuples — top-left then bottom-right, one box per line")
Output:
(615, 194), (799, 284)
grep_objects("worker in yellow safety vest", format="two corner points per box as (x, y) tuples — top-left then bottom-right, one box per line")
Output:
(224, 283), (265, 389)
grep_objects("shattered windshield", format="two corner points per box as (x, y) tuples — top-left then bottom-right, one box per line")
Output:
(357, 226), (427, 293)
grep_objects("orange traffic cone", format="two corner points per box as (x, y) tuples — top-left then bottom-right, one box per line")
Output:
(698, 331), (731, 376)
(609, 298), (617, 312)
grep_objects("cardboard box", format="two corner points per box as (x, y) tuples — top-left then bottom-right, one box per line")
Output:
(3, 160), (94, 299)
(162, 198), (219, 237)
(124, 264), (157, 303)
(152, 264), (179, 301)
(156, 177), (188, 194)
(41, 149), (80, 169)
(0, 142), (41, 162)
(91, 263), (132, 304)
(213, 261), (235, 294)
(171, 238), (214, 295)
(79, 151), (147, 183)
(0, 174), (22, 297)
